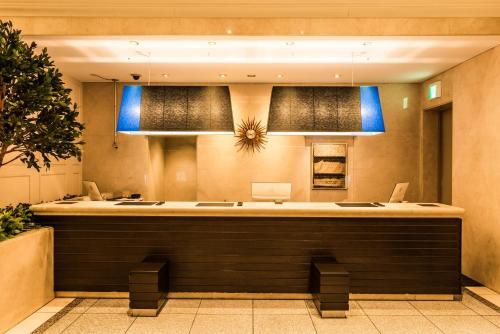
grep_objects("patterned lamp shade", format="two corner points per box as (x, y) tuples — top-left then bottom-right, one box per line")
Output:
(117, 85), (234, 135)
(267, 86), (385, 136)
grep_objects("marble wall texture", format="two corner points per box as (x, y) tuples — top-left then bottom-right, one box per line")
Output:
(82, 82), (421, 203)
(422, 45), (500, 293)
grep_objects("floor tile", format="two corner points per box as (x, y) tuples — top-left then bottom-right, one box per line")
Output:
(63, 313), (135, 334)
(410, 301), (476, 316)
(305, 300), (319, 315)
(484, 316), (500, 328)
(69, 299), (99, 314)
(126, 314), (195, 334)
(370, 315), (442, 334)
(161, 299), (201, 314)
(6, 312), (55, 334)
(462, 294), (499, 315)
(348, 301), (366, 316)
(466, 286), (498, 296)
(41, 313), (81, 334)
(483, 295), (500, 308)
(311, 314), (379, 334)
(306, 299), (365, 316)
(428, 315), (500, 334)
(253, 299), (308, 315)
(358, 301), (420, 315)
(86, 298), (129, 314)
(37, 298), (75, 313)
(190, 314), (252, 334)
(198, 299), (252, 315)
(254, 314), (316, 334)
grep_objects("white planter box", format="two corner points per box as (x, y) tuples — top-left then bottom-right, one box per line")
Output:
(0, 227), (54, 333)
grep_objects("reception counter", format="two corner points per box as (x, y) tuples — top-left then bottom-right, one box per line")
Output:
(32, 201), (464, 296)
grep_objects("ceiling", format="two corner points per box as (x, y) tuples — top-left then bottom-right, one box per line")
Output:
(3, 0), (500, 17)
(27, 35), (500, 84)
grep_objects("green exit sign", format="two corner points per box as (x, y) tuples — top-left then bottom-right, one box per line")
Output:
(428, 81), (442, 100)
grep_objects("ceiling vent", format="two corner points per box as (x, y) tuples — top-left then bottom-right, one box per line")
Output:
(267, 86), (385, 136)
(117, 85), (234, 135)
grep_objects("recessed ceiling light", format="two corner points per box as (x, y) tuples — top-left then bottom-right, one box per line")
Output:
(219, 74), (227, 78)
(299, 30), (305, 35)
(277, 74), (284, 78)
(226, 29), (232, 35)
(129, 40), (139, 46)
(208, 41), (217, 46)
(334, 74), (342, 79)
(286, 41), (295, 46)
(161, 73), (169, 78)
(247, 74), (256, 78)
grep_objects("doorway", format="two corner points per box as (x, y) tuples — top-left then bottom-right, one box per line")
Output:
(422, 102), (453, 204)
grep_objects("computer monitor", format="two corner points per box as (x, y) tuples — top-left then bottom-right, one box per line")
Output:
(82, 181), (103, 201)
(251, 182), (292, 203)
(388, 182), (409, 203)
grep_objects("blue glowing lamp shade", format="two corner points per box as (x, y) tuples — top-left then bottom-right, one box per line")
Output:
(360, 86), (385, 134)
(117, 86), (142, 132)
(117, 85), (235, 135)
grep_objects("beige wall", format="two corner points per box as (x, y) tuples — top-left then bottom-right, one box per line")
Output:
(82, 82), (421, 203)
(0, 76), (83, 206)
(82, 82), (153, 198)
(4, 17), (500, 36)
(421, 45), (500, 292)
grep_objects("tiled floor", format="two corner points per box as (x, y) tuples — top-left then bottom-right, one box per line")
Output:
(6, 296), (500, 334)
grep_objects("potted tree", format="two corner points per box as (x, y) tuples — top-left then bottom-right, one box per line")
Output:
(0, 20), (84, 332)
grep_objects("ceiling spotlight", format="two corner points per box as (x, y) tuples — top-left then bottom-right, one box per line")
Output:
(247, 74), (256, 78)
(286, 41), (295, 46)
(208, 41), (217, 46)
(129, 40), (139, 46)
(362, 41), (372, 47)
(219, 74), (227, 78)
(299, 30), (305, 35)
(277, 74), (284, 78)
(334, 74), (341, 79)
(161, 73), (169, 78)
(226, 29), (232, 35)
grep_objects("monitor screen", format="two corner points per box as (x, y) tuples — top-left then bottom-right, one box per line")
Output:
(83, 181), (103, 201)
(388, 182), (409, 203)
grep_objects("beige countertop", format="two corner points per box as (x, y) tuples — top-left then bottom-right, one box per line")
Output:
(31, 201), (464, 218)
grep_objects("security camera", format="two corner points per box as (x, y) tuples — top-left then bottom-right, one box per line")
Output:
(131, 73), (141, 81)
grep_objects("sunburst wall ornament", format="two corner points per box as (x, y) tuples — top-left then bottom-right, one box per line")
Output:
(235, 117), (267, 153)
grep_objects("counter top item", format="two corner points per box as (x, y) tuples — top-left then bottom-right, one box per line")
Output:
(31, 201), (464, 218)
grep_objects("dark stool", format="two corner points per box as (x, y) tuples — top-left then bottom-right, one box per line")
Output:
(311, 258), (350, 318)
(128, 260), (169, 316)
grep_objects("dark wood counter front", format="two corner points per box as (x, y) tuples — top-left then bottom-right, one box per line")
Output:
(35, 215), (462, 295)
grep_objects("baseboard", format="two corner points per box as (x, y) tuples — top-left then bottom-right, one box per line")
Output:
(55, 291), (458, 301)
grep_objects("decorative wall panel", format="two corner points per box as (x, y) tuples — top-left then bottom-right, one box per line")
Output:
(0, 176), (30, 205)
